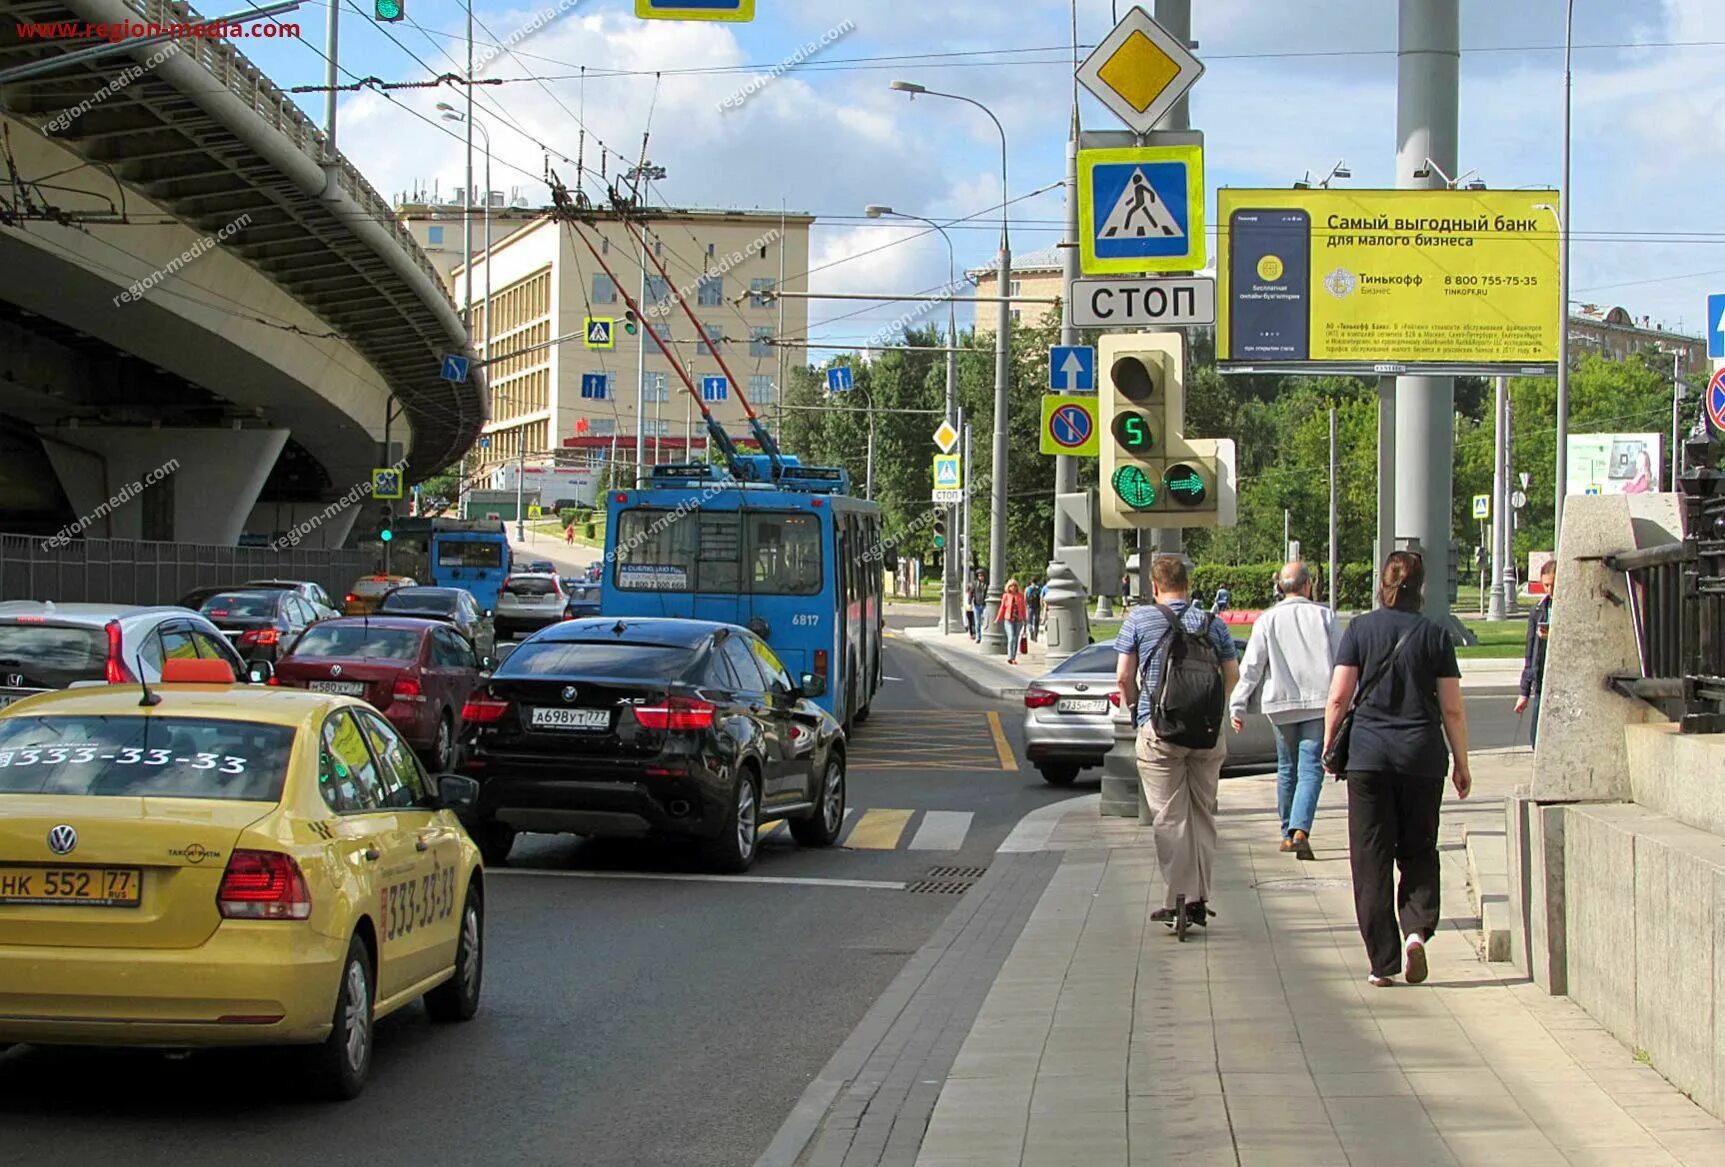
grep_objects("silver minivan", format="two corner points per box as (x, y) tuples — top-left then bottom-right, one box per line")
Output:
(494, 573), (568, 640)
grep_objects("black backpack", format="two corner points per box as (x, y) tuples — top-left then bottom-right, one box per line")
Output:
(1146, 603), (1227, 749)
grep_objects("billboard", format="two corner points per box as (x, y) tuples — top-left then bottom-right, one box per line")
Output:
(1566, 433), (1662, 497)
(1217, 190), (1561, 376)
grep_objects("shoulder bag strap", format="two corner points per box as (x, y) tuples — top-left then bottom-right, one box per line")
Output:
(1347, 630), (1413, 713)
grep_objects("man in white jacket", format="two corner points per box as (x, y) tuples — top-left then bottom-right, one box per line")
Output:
(1229, 561), (1340, 859)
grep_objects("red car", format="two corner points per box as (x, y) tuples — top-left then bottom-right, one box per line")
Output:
(271, 617), (485, 771)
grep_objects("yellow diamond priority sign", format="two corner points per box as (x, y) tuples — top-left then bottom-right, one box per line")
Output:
(932, 419), (959, 453)
(1076, 6), (1204, 136)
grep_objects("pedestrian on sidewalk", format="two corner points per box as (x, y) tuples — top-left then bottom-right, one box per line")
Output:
(1323, 551), (1473, 988)
(1229, 561), (1339, 860)
(564, 524), (575, 545)
(968, 570), (988, 642)
(1516, 558), (1557, 748)
(996, 579), (1028, 664)
(1115, 556), (1239, 931)
(1025, 579), (1043, 642)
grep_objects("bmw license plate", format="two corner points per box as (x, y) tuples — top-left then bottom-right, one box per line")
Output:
(310, 680), (367, 696)
(530, 706), (608, 730)
(0, 866), (141, 907)
(1057, 698), (1109, 714)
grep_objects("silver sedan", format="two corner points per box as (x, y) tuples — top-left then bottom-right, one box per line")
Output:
(1019, 642), (1278, 785)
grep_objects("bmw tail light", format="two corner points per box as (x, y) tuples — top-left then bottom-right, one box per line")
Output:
(1024, 687), (1058, 708)
(105, 620), (134, 684)
(217, 851), (312, 920)
(463, 695), (511, 723)
(634, 697), (716, 731)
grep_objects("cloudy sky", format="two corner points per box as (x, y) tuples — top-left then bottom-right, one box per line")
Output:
(235, 0), (1724, 352)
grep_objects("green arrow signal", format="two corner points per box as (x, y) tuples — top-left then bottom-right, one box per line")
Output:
(1111, 465), (1158, 511)
(1163, 464), (1207, 505)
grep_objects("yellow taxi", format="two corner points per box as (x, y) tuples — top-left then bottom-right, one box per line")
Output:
(0, 657), (485, 1100)
(344, 574), (417, 616)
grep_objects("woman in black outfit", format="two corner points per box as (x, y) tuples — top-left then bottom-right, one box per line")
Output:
(1323, 552), (1472, 987)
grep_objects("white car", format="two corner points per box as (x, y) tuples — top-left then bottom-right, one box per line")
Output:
(494, 573), (567, 640)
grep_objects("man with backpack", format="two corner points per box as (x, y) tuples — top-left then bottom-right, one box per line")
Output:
(1115, 556), (1240, 931)
(1025, 579), (1043, 641)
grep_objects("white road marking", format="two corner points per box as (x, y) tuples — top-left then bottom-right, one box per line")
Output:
(908, 810), (973, 851)
(489, 868), (905, 891)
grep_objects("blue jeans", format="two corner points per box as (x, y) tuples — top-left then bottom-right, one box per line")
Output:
(1004, 620), (1023, 661)
(971, 605), (986, 639)
(1273, 718), (1326, 837)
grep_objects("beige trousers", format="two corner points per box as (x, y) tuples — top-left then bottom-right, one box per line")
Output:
(1136, 722), (1226, 909)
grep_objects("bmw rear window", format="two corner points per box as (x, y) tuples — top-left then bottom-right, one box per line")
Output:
(502, 641), (694, 680)
(0, 716), (296, 801)
(0, 625), (106, 689)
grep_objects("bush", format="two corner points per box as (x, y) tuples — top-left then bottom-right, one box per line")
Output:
(584, 521), (596, 539)
(1190, 563), (1376, 610)
(558, 508), (580, 527)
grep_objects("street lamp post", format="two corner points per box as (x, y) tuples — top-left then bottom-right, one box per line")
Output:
(892, 80), (1011, 655)
(438, 106), (491, 361)
(866, 204), (961, 633)
(1554, 0), (1576, 545)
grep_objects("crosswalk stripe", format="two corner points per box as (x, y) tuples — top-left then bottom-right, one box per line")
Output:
(844, 808), (912, 850)
(908, 811), (972, 851)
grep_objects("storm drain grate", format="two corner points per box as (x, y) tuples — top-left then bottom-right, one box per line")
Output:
(906, 864), (989, 894)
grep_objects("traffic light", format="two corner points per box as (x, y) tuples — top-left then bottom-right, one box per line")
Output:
(380, 504), (395, 542)
(932, 518), (946, 550)
(623, 309), (638, 335)
(1096, 332), (1236, 530)
(374, 0), (404, 21)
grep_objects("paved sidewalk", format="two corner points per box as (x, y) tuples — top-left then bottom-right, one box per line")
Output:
(910, 751), (1725, 1166)
(898, 620), (1524, 699)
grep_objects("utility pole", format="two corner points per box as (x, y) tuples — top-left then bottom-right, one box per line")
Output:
(1053, 1), (1082, 589)
(1328, 407), (1339, 611)
(1394, 0), (1460, 627)
(961, 411), (973, 578)
(1488, 375), (1509, 621)
(634, 228), (648, 486)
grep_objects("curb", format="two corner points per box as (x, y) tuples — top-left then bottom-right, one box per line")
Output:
(894, 633), (1026, 701)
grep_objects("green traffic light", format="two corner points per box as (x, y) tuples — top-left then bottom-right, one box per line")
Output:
(1112, 411), (1154, 454)
(380, 529), (393, 542)
(374, 0), (404, 21)
(1163, 463), (1207, 506)
(1111, 465), (1158, 511)
(933, 535), (946, 549)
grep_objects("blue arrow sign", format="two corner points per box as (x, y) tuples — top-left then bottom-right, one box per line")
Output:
(702, 375), (729, 401)
(581, 372), (609, 399)
(441, 353), (470, 382)
(1708, 293), (1725, 360)
(827, 366), (854, 393)
(1048, 345), (1096, 392)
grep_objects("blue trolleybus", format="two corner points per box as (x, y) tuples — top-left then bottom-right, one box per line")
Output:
(426, 519), (512, 613)
(601, 460), (883, 728)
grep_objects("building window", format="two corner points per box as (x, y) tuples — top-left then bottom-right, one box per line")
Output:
(601, 237), (609, 255)
(1008, 280), (1022, 296)
(750, 374), (774, 404)
(749, 277), (775, 308)
(704, 323), (725, 352)
(750, 327), (773, 357)
(702, 378), (728, 402)
(592, 274), (617, 304)
(590, 418), (616, 437)
(642, 371), (669, 403)
(707, 242), (716, 257)
(697, 275), (723, 307)
(654, 239), (664, 258)
(1011, 309), (1022, 323)
(645, 276), (670, 305)
(427, 225), (444, 245)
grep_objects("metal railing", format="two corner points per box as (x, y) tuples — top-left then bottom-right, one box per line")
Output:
(1, 534), (372, 607)
(1606, 521), (1725, 735)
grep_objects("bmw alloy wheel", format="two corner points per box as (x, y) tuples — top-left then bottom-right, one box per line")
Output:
(735, 777), (757, 862)
(821, 760), (844, 835)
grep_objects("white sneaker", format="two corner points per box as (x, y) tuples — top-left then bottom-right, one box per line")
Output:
(1404, 934), (1428, 985)
(1366, 974), (1394, 988)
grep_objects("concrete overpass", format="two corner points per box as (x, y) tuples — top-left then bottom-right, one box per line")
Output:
(0, 0), (486, 547)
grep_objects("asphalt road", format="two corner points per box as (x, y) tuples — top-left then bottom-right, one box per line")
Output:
(0, 636), (1081, 1167)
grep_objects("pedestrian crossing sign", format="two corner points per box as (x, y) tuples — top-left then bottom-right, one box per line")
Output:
(1077, 144), (1205, 275)
(584, 317), (615, 349)
(933, 454), (963, 490)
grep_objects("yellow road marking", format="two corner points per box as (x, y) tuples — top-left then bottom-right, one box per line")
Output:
(845, 808), (912, 850)
(987, 710), (1018, 771)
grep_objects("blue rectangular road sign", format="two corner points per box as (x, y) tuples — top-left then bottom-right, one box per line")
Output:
(827, 366), (854, 393)
(636, 0), (752, 19)
(440, 353), (470, 382)
(1708, 293), (1725, 360)
(1049, 345), (1096, 392)
(1090, 161), (1193, 263)
(702, 375), (729, 401)
(581, 372), (609, 399)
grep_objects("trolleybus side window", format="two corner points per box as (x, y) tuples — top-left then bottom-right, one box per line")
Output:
(749, 513), (822, 596)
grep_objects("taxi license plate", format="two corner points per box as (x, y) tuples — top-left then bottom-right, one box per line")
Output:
(0, 866), (142, 908)
(310, 680), (367, 696)
(530, 706), (608, 730)
(1057, 698), (1109, 714)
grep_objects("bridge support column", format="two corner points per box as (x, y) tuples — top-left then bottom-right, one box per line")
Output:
(41, 426), (289, 546)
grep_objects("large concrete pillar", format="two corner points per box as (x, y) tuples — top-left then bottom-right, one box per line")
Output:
(41, 426), (289, 546)
(1395, 0), (1459, 621)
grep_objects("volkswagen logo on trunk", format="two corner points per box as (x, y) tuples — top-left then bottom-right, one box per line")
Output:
(330, 664), (343, 677)
(47, 824), (77, 855)
(561, 685), (578, 703)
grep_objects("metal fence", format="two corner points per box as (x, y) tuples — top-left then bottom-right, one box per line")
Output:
(1, 534), (373, 607)
(1606, 519), (1725, 735)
